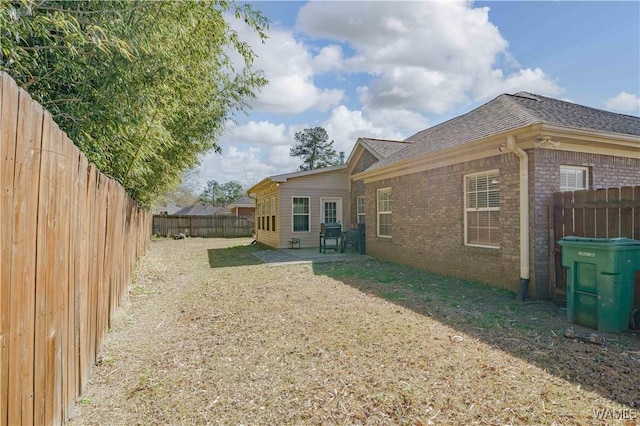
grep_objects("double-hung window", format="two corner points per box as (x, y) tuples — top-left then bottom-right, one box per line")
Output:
(377, 188), (391, 237)
(357, 196), (365, 224)
(292, 197), (310, 232)
(560, 166), (589, 191)
(465, 171), (500, 248)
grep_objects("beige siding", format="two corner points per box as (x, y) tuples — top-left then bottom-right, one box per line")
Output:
(253, 188), (279, 248)
(279, 170), (349, 248)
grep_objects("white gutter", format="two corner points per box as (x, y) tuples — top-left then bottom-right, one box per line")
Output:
(505, 135), (531, 300)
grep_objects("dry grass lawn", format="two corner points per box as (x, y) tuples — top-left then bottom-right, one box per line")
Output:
(69, 238), (640, 425)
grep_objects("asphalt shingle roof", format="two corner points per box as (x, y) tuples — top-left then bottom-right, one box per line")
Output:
(371, 92), (640, 170)
(229, 195), (254, 206)
(358, 138), (411, 159)
(174, 205), (229, 215)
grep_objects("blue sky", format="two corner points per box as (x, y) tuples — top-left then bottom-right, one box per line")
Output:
(191, 1), (640, 191)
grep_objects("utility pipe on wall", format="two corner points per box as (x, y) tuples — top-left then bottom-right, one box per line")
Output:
(506, 135), (530, 300)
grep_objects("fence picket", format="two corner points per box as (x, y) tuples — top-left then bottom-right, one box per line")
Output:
(620, 187), (634, 238)
(594, 189), (607, 238)
(607, 187), (620, 237)
(0, 71), (20, 426)
(7, 86), (42, 426)
(635, 187), (640, 240)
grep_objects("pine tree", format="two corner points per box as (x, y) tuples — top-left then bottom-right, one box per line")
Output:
(289, 127), (341, 171)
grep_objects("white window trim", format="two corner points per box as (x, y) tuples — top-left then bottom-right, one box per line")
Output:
(464, 170), (500, 249)
(291, 196), (311, 233)
(357, 195), (365, 224)
(560, 165), (589, 192)
(377, 187), (391, 238)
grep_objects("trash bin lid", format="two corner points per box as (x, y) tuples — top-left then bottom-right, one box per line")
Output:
(558, 236), (640, 248)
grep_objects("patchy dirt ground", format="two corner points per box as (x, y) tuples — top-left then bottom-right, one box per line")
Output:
(69, 238), (640, 425)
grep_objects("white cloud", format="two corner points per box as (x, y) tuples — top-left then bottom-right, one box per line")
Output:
(605, 92), (640, 113)
(312, 45), (344, 73)
(363, 107), (429, 138)
(297, 1), (562, 114)
(196, 144), (300, 189)
(222, 120), (289, 146)
(231, 21), (344, 114)
(195, 103), (427, 189)
(322, 106), (383, 154)
(321, 105), (427, 155)
(475, 68), (563, 101)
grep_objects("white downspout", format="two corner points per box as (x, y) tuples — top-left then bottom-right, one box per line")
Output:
(506, 135), (530, 300)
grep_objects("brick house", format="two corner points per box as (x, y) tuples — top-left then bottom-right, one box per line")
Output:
(228, 195), (255, 217)
(250, 92), (640, 299)
(353, 92), (640, 300)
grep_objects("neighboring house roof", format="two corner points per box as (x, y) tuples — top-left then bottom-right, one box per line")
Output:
(228, 195), (254, 208)
(371, 92), (640, 170)
(174, 204), (229, 215)
(156, 203), (184, 215)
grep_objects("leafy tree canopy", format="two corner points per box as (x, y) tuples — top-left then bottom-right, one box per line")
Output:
(198, 180), (244, 206)
(0, 0), (268, 208)
(289, 126), (342, 171)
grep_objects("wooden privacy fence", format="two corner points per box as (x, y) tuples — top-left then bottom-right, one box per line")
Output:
(153, 214), (254, 238)
(549, 186), (640, 301)
(0, 72), (151, 425)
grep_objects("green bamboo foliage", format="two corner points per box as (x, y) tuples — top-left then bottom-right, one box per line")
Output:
(0, 0), (268, 207)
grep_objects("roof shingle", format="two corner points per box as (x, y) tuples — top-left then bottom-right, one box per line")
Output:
(371, 92), (640, 170)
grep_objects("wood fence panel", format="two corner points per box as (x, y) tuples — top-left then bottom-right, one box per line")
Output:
(551, 185), (640, 302)
(1, 71), (152, 425)
(152, 214), (254, 238)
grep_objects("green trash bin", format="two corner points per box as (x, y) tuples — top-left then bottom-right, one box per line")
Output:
(558, 237), (640, 332)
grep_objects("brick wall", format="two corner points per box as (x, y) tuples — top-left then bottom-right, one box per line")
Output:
(531, 149), (640, 299)
(235, 207), (255, 217)
(364, 154), (523, 293)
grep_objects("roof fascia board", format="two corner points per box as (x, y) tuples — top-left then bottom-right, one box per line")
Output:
(247, 177), (272, 195)
(271, 164), (347, 182)
(538, 124), (640, 149)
